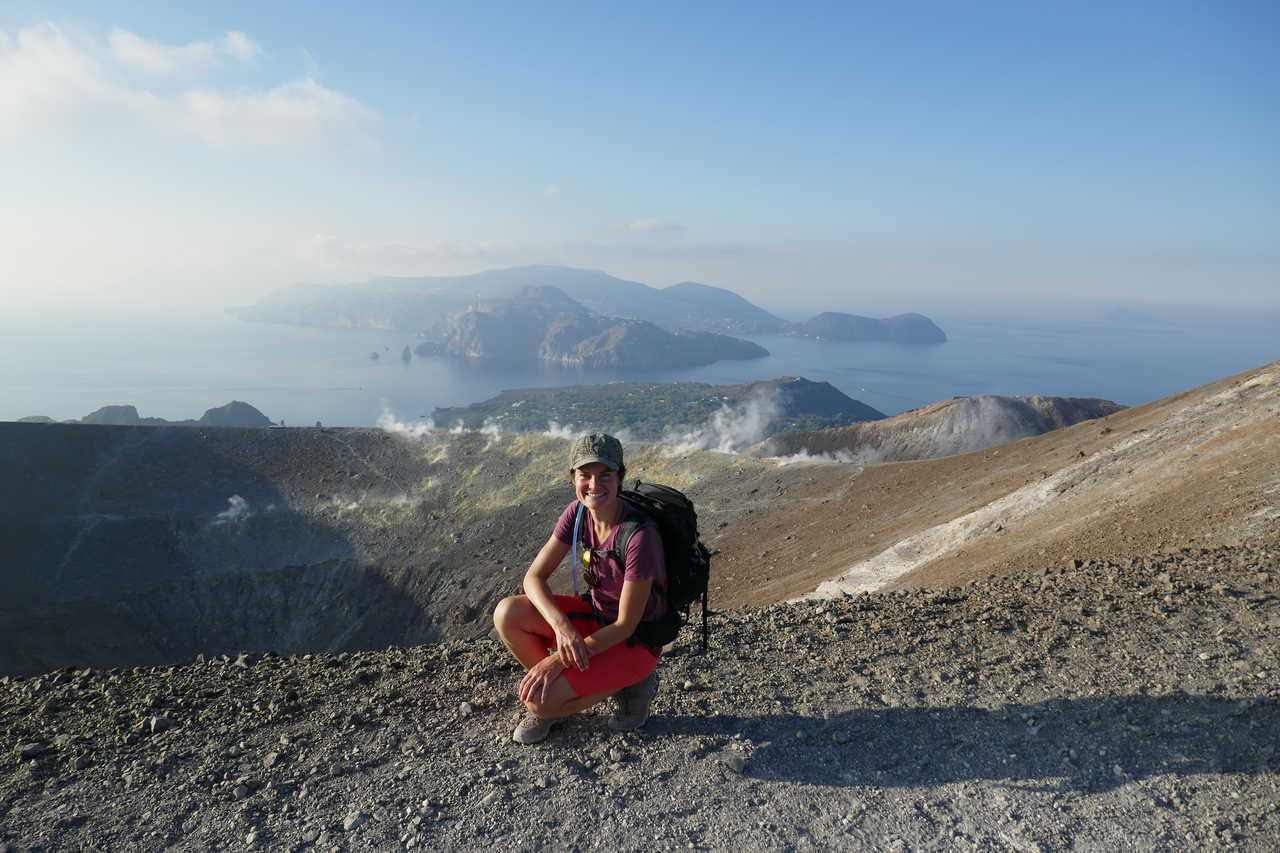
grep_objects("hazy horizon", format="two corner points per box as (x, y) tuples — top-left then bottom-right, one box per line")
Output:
(2, 3), (1276, 315)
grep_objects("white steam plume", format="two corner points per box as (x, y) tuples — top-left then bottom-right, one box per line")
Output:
(660, 388), (782, 455)
(213, 494), (251, 525)
(544, 421), (579, 439)
(376, 405), (436, 439)
(769, 447), (883, 465)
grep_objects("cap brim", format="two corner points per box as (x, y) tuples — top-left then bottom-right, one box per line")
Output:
(571, 455), (619, 471)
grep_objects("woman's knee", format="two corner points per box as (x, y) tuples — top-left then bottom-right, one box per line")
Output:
(492, 594), (529, 632)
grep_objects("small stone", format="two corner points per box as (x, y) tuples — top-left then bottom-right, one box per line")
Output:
(148, 716), (176, 734)
(18, 742), (44, 760)
(720, 753), (747, 774)
(301, 827), (320, 843)
(459, 702), (474, 715)
(832, 731), (850, 745)
(263, 752), (281, 769)
(233, 785), (251, 800)
(682, 680), (697, 691)
(235, 653), (263, 669)
(480, 790), (505, 807)
(343, 811), (367, 831)
(245, 830), (259, 846)
(608, 747), (627, 762)
(73, 756), (92, 770)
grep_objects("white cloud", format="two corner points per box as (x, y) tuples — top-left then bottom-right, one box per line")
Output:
(108, 28), (262, 74)
(182, 78), (377, 150)
(544, 184), (562, 198)
(613, 218), (685, 233)
(293, 233), (526, 273)
(109, 27), (217, 74)
(0, 23), (117, 119)
(0, 23), (374, 150)
(223, 31), (262, 62)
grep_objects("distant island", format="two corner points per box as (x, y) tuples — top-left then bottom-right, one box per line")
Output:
(232, 264), (788, 336)
(422, 285), (767, 369)
(15, 401), (274, 428)
(233, 265), (948, 360)
(430, 376), (885, 440)
(788, 311), (947, 345)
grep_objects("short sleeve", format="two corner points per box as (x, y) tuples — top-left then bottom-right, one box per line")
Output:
(551, 501), (581, 545)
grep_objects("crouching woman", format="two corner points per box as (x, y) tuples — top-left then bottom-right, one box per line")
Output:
(493, 433), (666, 745)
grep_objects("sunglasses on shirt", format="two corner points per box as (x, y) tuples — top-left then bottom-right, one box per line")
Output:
(580, 547), (611, 589)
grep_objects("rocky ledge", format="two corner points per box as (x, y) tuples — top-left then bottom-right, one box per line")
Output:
(1, 544), (1277, 851)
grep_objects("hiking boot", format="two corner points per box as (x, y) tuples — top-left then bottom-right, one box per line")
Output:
(512, 712), (557, 745)
(609, 670), (659, 732)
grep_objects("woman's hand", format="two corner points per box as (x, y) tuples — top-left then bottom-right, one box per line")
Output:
(552, 622), (590, 672)
(519, 653), (566, 705)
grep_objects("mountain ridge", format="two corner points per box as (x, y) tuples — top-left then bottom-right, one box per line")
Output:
(232, 264), (946, 344)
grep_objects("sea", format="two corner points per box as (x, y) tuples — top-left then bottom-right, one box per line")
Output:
(2, 303), (1275, 430)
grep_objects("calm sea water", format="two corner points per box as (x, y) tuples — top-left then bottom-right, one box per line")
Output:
(1, 304), (1274, 428)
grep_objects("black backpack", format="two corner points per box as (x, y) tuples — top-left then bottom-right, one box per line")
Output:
(613, 481), (713, 653)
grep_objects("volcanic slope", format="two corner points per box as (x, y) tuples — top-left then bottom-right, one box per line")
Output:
(746, 394), (1124, 463)
(713, 360), (1279, 607)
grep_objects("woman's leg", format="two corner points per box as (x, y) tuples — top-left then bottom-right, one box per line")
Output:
(494, 595), (620, 717)
(492, 595), (555, 669)
(523, 676), (618, 719)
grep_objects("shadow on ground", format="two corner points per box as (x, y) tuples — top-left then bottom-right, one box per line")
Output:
(652, 692), (1279, 792)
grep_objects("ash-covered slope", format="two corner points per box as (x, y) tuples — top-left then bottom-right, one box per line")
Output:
(2, 546), (1275, 851)
(0, 425), (805, 677)
(748, 394), (1125, 462)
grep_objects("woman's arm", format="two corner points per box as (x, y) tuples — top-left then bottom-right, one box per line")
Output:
(582, 578), (652, 656)
(521, 534), (589, 671)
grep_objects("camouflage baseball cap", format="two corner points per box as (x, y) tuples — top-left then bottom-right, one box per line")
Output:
(569, 433), (623, 472)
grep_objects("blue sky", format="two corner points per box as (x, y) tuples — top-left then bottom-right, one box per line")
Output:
(2, 1), (1276, 314)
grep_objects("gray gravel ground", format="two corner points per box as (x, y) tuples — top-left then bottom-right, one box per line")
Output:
(2, 544), (1277, 852)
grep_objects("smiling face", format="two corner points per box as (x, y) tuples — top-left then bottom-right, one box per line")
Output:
(573, 462), (620, 516)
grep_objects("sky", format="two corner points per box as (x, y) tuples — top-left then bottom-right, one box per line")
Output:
(1, 1), (1276, 315)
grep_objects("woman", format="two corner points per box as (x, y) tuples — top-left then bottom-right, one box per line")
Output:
(493, 433), (666, 745)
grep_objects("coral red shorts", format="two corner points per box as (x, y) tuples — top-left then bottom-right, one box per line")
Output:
(532, 594), (659, 698)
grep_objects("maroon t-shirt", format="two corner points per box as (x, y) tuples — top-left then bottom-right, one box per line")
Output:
(553, 499), (667, 623)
